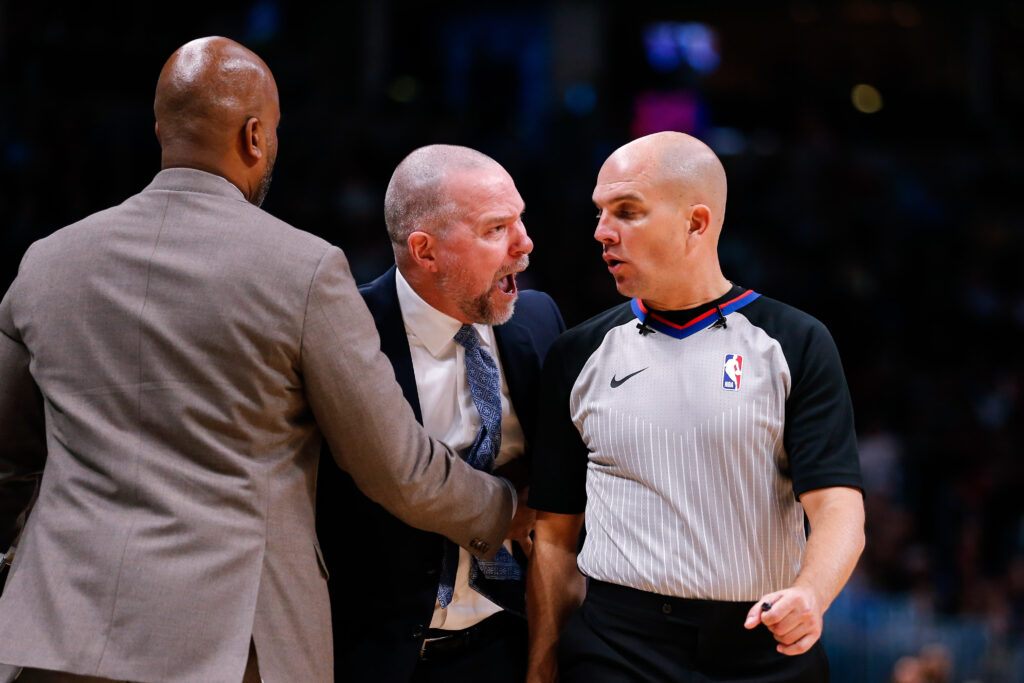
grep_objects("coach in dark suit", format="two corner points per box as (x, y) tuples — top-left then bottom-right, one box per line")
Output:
(317, 145), (564, 683)
(0, 40), (514, 683)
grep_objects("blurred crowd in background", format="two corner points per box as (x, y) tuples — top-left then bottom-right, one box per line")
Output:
(2, 2), (1022, 680)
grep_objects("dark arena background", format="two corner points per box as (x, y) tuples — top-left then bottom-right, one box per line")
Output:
(2, 2), (1022, 680)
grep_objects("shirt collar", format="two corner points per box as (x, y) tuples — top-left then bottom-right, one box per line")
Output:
(631, 284), (760, 340)
(144, 167), (248, 202)
(395, 268), (493, 358)
(645, 283), (746, 325)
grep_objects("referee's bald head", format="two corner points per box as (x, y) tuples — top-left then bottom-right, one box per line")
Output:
(607, 131), (728, 233)
(593, 131), (732, 308)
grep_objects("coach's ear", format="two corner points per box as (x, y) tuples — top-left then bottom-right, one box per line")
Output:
(407, 231), (439, 272)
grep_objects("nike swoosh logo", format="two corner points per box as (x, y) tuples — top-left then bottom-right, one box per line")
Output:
(610, 367), (648, 388)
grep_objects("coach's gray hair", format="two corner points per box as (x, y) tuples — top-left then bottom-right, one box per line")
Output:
(384, 144), (498, 254)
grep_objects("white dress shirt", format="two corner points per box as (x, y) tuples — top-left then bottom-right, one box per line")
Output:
(394, 269), (525, 631)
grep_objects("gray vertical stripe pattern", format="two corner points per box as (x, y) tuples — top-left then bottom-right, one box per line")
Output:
(571, 316), (806, 601)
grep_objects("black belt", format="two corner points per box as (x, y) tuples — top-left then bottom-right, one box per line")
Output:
(588, 579), (758, 618)
(587, 580), (767, 642)
(419, 611), (520, 661)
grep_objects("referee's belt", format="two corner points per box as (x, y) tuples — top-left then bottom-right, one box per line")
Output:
(418, 611), (520, 661)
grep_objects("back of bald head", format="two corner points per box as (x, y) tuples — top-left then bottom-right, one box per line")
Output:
(384, 144), (499, 253)
(617, 132), (728, 230)
(154, 36), (276, 154)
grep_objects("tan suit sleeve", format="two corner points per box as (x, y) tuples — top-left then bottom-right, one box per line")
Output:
(300, 247), (511, 558)
(0, 288), (46, 551)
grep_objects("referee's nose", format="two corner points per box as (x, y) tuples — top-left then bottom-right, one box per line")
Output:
(594, 211), (619, 245)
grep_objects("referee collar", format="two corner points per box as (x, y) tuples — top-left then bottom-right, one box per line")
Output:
(631, 284), (760, 339)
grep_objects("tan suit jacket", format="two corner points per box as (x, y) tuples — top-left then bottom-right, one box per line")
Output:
(0, 168), (512, 682)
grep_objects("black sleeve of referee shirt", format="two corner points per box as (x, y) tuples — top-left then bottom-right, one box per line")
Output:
(528, 335), (589, 514)
(781, 318), (863, 498)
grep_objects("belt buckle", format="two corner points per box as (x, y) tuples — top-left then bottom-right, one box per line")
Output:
(419, 626), (470, 661)
(419, 633), (447, 661)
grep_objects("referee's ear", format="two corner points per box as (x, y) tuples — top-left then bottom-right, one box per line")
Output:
(686, 204), (713, 240)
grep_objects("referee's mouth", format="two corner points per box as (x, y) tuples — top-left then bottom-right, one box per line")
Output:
(603, 253), (626, 272)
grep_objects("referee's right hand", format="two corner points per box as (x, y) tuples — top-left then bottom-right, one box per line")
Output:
(743, 586), (823, 656)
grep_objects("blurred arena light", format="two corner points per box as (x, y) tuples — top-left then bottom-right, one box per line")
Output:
(643, 22), (720, 74)
(245, 0), (280, 44)
(564, 82), (597, 116)
(631, 90), (703, 138)
(851, 83), (884, 113)
(705, 127), (746, 156)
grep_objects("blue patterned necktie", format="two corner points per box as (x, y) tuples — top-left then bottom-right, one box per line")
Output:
(436, 325), (521, 609)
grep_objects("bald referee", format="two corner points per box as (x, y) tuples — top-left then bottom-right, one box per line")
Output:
(526, 132), (865, 682)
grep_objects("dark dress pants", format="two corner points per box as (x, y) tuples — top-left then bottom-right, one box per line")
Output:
(559, 581), (828, 683)
(411, 611), (527, 683)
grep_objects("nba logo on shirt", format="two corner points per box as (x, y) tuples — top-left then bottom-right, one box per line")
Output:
(723, 354), (742, 391)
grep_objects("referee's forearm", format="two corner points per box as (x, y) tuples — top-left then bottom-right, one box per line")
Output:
(794, 486), (866, 610)
(526, 514), (585, 683)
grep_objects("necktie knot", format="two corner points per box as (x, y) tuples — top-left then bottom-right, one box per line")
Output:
(453, 324), (480, 352)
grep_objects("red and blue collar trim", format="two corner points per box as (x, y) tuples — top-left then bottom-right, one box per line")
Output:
(630, 289), (760, 339)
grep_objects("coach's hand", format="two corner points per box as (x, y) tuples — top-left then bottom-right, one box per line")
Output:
(743, 586), (823, 656)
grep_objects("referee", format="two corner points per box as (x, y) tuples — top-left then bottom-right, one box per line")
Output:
(526, 132), (864, 682)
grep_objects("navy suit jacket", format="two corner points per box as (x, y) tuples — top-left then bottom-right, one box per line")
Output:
(316, 266), (565, 682)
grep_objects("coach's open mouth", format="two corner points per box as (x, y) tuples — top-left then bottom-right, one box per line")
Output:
(496, 272), (517, 295)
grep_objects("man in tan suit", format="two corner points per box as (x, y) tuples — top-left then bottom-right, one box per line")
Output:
(0, 37), (515, 683)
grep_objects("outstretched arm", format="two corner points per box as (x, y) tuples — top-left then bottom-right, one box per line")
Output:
(302, 247), (512, 558)
(744, 486), (865, 655)
(527, 511), (585, 683)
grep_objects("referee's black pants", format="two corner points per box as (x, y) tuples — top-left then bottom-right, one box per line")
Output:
(559, 580), (829, 682)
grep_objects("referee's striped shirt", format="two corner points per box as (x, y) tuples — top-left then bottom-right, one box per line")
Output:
(529, 285), (862, 602)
